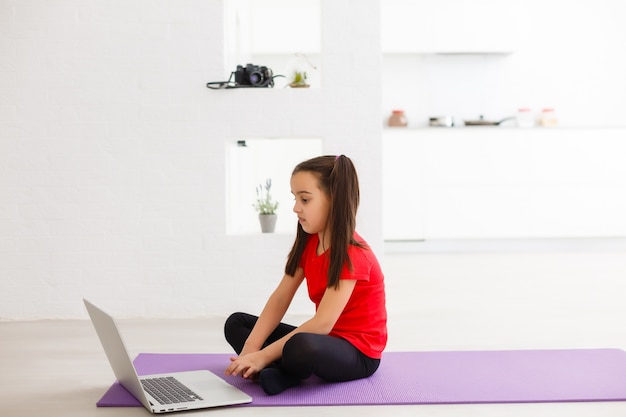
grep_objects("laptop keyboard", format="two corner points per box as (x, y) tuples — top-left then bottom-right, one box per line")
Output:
(141, 376), (204, 405)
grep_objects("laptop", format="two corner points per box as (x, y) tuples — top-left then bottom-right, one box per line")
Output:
(84, 299), (252, 413)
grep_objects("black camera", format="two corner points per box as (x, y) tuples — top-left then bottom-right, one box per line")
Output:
(234, 64), (274, 87)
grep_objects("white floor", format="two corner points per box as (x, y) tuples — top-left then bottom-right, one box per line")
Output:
(4, 241), (626, 417)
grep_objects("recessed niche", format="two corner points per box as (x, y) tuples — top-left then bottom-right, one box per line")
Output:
(224, 0), (321, 89)
(226, 137), (323, 235)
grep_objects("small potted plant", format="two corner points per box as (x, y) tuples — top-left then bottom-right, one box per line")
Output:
(253, 178), (279, 233)
(287, 53), (315, 88)
(288, 70), (309, 88)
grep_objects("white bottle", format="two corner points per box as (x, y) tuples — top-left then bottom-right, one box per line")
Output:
(516, 108), (534, 128)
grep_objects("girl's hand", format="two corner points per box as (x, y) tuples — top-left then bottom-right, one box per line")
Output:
(224, 351), (269, 379)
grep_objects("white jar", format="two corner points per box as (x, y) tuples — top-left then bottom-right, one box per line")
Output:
(516, 108), (534, 128)
(539, 108), (558, 127)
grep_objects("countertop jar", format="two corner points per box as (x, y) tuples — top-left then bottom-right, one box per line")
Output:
(516, 108), (534, 128)
(539, 108), (558, 127)
(388, 110), (408, 127)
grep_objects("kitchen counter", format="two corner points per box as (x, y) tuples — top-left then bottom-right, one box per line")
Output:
(384, 126), (626, 131)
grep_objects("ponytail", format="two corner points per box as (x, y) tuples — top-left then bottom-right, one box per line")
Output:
(285, 155), (364, 289)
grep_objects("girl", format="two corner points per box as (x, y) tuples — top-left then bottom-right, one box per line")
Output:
(224, 155), (387, 395)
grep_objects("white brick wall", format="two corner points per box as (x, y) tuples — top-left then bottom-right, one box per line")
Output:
(0, 0), (383, 319)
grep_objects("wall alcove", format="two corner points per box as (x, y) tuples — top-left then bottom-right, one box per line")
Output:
(226, 137), (323, 235)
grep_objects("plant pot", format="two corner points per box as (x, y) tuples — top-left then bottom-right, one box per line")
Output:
(289, 82), (310, 88)
(258, 214), (277, 233)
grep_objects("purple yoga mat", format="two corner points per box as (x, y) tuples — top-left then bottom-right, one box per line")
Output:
(97, 349), (626, 407)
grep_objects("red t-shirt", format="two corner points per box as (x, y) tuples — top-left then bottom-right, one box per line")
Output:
(300, 232), (387, 359)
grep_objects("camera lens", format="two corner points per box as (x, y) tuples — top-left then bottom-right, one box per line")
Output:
(248, 71), (264, 86)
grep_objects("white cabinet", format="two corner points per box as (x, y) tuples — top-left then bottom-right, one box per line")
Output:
(381, 0), (520, 54)
(383, 128), (626, 240)
(382, 130), (425, 240)
(527, 129), (626, 237)
(420, 129), (532, 239)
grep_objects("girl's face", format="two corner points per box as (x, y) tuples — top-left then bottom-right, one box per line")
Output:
(290, 171), (331, 236)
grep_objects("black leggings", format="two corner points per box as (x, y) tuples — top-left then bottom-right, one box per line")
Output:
(224, 312), (380, 382)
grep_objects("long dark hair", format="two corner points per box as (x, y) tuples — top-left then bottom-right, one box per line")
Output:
(285, 155), (365, 289)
